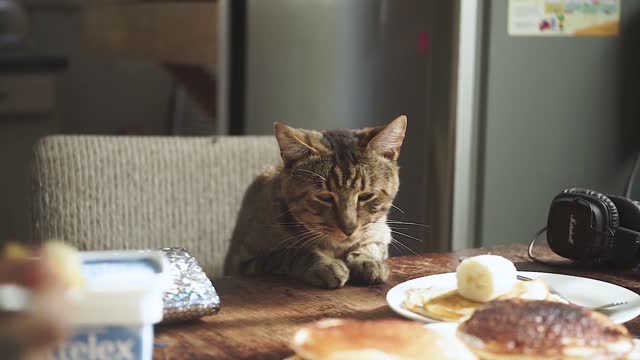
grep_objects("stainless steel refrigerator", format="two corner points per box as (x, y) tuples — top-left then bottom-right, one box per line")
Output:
(220, 0), (640, 254)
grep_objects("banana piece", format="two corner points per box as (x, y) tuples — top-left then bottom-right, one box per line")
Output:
(42, 241), (86, 289)
(4, 241), (86, 289)
(456, 254), (517, 302)
(3, 243), (33, 260)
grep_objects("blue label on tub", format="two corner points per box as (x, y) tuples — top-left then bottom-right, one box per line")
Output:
(82, 259), (160, 282)
(51, 326), (142, 360)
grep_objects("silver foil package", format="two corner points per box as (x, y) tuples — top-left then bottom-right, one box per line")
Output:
(159, 247), (220, 323)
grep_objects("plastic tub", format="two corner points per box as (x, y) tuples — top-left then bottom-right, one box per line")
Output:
(51, 250), (171, 360)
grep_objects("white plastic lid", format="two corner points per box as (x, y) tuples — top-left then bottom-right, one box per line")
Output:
(66, 250), (172, 326)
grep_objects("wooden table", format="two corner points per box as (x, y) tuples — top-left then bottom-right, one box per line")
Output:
(153, 243), (640, 359)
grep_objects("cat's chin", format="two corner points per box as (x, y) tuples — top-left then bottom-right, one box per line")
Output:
(324, 235), (361, 249)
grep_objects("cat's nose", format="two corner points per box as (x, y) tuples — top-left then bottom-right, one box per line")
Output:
(340, 224), (357, 237)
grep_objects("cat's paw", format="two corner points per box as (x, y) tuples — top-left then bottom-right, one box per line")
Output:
(347, 257), (389, 285)
(303, 259), (350, 289)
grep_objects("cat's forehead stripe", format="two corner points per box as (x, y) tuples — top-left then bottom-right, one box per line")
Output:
(343, 165), (352, 188)
(291, 128), (398, 194)
(332, 166), (343, 189)
(322, 130), (360, 164)
(318, 129), (361, 192)
(359, 171), (366, 191)
(348, 168), (358, 189)
(325, 166), (335, 192)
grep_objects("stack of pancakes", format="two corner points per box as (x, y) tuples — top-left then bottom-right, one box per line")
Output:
(457, 299), (634, 360)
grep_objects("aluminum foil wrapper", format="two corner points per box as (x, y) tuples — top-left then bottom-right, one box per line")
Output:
(160, 247), (220, 323)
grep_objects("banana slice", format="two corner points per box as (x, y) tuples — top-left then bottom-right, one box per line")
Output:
(3, 243), (34, 260)
(4, 241), (86, 289)
(456, 254), (517, 302)
(41, 241), (86, 289)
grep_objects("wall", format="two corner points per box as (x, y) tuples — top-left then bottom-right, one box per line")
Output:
(27, 7), (174, 135)
(0, 5), (175, 242)
(477, 1), (640, 247)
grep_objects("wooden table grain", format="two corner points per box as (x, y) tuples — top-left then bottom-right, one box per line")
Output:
(153, 243), (640, 359)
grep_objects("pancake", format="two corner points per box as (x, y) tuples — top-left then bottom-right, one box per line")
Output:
(457, 299), (634, 360)
(404, 287), (480, 322)
(289, 318), (477, 360)
(403, 278), (556, 322)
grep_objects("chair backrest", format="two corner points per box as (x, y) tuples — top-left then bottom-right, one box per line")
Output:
(29, 135), (281, 277)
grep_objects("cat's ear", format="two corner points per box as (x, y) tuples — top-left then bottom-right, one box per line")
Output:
(274, 122), (318, 164)
(366, 115), (407, 161)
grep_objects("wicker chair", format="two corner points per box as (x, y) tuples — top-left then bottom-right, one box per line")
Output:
(29, 135), (280, 277)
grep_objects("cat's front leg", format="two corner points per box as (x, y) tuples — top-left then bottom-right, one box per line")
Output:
(345, 242), (390, 285)
(292, 250), (350, 289)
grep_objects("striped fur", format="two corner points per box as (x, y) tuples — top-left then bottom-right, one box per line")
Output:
(224, 116), (407, 288)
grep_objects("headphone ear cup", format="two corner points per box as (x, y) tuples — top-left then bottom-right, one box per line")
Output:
(562, 188), (620, 229)
(609, 195), (640, 232)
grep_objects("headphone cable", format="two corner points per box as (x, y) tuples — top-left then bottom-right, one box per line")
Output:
(527, 226), (548, 264)
(528, 226), (580, 267)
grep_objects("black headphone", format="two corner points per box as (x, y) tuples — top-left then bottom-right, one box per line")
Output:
(531, 188), (640, 268)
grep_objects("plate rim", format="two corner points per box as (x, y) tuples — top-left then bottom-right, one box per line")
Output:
(386, 270), (640, 324)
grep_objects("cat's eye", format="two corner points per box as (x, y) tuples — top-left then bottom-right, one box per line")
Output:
(316, 193), (334, 204)
(358, 192), (375, 202)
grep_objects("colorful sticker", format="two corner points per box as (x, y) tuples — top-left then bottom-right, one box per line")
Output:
(508, 0), (620, 36)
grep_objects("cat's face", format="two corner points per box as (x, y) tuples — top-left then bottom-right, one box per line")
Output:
(274, 116), (407, 247)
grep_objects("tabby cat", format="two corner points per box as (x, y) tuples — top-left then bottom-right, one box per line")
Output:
(223, 115), (407, 288)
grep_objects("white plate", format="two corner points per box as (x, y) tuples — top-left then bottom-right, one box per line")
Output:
(386, 271), (640, 324)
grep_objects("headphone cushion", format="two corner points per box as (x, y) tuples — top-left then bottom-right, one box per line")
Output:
(609, 195), (640, 232)
(562, 188), (620, 228)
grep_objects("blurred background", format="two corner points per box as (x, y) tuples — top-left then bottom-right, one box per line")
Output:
(1, 0), (639, 255)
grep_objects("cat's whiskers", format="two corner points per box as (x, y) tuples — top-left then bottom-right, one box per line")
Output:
(365, 219), (408, 235)
(388, 238), (402, 254)
(390, 230), (423, 243)
(299, 181), (325, 192)
(390, 204), (405, 214)
(380, 220), (431, 228)
(276, 223), (329, 250)
(388, 226), (409, 230)
(281, 234), (316, 251)
(276, 229), (316, 248)
(295, 169), (327, 182)
(281, 230), (325, 251)
(269, 223), (307, 229)
(360, 223), (420, 256)
(295, 233), (326, 251)
(390, 237), (419, 256)
(279, 237), (316, 253)
(275, 204), (299, 219)
(314, 224), (340, 235)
